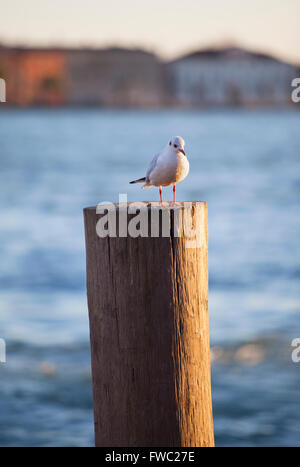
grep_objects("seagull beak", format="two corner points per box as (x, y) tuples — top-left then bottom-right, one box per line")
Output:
(179, 148), (186, 156)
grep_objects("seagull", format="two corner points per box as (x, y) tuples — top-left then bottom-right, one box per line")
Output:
(130, 136), (189, 204)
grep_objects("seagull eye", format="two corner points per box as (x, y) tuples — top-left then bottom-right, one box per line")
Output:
(169, 142), (171, 146)
(174, 144), (178, 148)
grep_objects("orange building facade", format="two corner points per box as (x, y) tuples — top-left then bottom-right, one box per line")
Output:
(0, 48), (66, 106)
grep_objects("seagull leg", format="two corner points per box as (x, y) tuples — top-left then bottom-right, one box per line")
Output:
(159, 186), (163, 205)
(172, 184), (181, 206)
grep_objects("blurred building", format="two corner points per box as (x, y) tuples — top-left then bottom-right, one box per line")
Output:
(66, 48), (165, 107)
(0, 46), (66, 106)
(0, 45), (165, 107)
(166, 47), (298, 106)
(0, 45), (298, 107)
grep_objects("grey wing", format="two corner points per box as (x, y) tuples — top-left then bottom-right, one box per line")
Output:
(145, 153), (160, 182)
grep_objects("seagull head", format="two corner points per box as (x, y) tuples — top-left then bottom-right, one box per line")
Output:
(168, 136), (186, 155)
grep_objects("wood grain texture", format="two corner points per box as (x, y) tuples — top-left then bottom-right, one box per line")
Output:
(84, 202), (214, 447)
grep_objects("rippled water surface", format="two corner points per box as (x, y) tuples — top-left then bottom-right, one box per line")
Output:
(0, 108), (299, 446)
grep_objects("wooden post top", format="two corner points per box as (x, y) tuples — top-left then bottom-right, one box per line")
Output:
(84, 201), (206, 211)
(84, 200), (208, 249)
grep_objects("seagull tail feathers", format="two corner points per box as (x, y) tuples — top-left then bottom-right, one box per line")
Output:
(129, 177), (146, 184)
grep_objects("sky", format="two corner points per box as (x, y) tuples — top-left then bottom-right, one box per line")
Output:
(1, 0), (300, 64)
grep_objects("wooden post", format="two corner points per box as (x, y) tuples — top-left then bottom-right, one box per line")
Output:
(84, 201), (214, 447)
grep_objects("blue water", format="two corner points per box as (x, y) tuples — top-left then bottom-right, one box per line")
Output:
(0, 108), (300, 446)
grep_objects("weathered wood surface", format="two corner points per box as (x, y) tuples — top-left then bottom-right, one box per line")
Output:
(84, 202), (214, 447)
